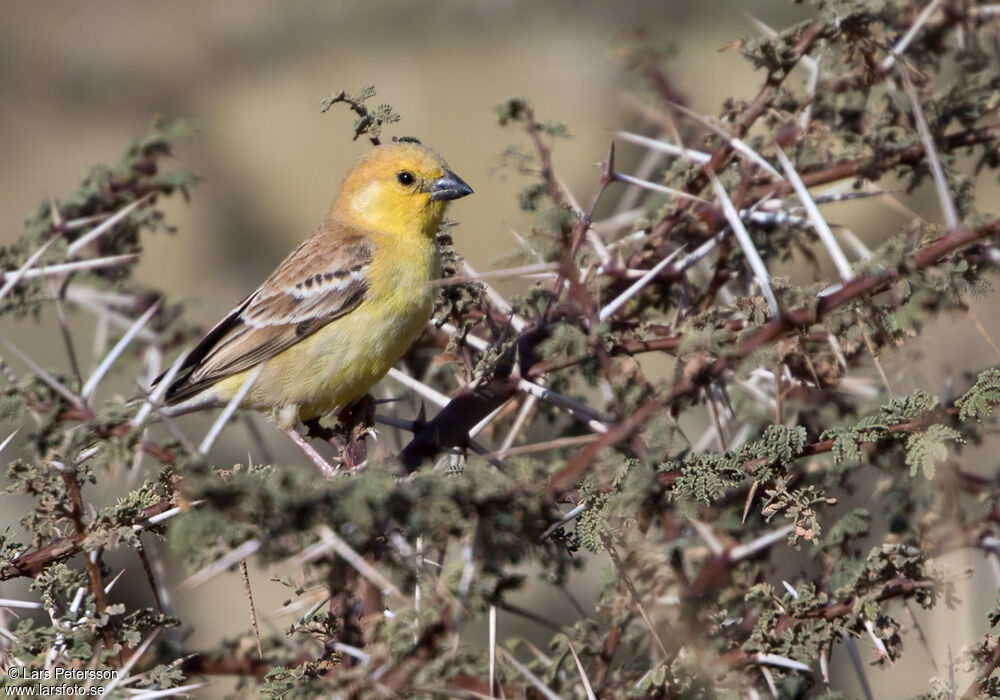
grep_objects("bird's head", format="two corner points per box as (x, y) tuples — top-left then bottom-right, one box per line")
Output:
(332, 141), (472, 236)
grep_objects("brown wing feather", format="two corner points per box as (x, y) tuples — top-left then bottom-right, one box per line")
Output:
(161, 231), (374, 404)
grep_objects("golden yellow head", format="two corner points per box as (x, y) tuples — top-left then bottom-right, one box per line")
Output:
(331, 141), (472, 236)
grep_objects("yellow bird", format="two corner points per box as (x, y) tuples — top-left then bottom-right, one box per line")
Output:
(157, 141), (472, 429)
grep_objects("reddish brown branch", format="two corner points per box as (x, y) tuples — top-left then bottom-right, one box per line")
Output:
(682, 22), (824, 197)
(1, 497), (176, 581)
(61, 469), (115, 654)
(543, 219), (1000, 497)
(179, 651), (311, 682)
(795, 123), (1000, 193)
(963, 636), (1000, 699)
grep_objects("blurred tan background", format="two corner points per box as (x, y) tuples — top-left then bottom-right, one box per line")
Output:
(2, 2), (999, 697)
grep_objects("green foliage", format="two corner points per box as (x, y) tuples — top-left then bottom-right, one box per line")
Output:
(957, 367), (1000, 421)
(321, 86), (401, 144)
(905, 424), (963, 479)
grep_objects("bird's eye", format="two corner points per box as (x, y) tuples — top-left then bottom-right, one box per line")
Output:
(397, 171), (415, 186)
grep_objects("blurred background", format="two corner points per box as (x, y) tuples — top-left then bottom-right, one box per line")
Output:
(2, 2), (998, 696)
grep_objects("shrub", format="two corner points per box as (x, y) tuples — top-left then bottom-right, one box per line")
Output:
(3, 2), (1000, 697)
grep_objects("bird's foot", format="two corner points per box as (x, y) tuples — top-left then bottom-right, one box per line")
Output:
(302, 394), (375, 471)
(337, 394), (376, 469)
(302, 417), (348, 468)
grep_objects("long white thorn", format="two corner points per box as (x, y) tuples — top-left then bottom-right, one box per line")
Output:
(132, 347), (188, 427)
(0, 429), (19, 458)
(569, 642), (598, 700)
(387, 367), (449, 407)
(688, 517), (725, 556)
(599, 246), (685, 321)
(614, 172), (710, 204)
(0, 239), (56, 304)
(489, 605), (497, 696)
(614, 130), (711, 164)
(761, 666), (779, 698)
(774, 147), (853, 281)
(899, 66), (959, 228)
(132, 502), (204, 531)
(800, 55), (822, 131)
(499, 394), (538, 452)
(2, 339), (85, 408)
(103, 568), (126, 594)
(498, 648), (563, 700)
(592, 207), (645, 236)
(0, 598), (43, 611)
(198, 365), (263, 455)
(102, 630), (160, 694)
(729, 523), (794, 561)
(878, 0), (944, 72)
(66, 195), (152, 255)
(81, 301), (160, 401)
(7, 254), (138, 281)
(66, 286), (158, 342)
(176, 538), (261, 593)
(757, 653), (812, 673)
(665, 99), (783, 180)
(540, 503), (587, 540)
(282, 427), (337, 478)
(469, 400), (511, 438)
(516, 378), (608, 433)
(437, 261), (557, 285)
(317, 525), (402, 600)
(708, 174), (779, 314)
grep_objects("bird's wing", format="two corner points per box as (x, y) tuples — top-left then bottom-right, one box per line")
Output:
(162, 232), (375, 403)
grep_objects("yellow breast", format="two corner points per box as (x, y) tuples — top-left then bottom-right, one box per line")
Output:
(215, 233), (439, 423)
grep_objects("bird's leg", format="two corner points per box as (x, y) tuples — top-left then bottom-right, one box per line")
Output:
(336, 393), (376, 469)
(282, 425), (338, 479)
(303, 416), (350, 466)
(302, 394), (376, 470)
(303, 416), (339, 443)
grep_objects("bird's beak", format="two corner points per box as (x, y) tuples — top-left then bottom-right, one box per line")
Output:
(429, 170), (474, 201)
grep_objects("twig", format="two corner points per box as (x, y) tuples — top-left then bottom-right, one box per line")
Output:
(239, 560), (263, 659)
(603, 534), (671, 661)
